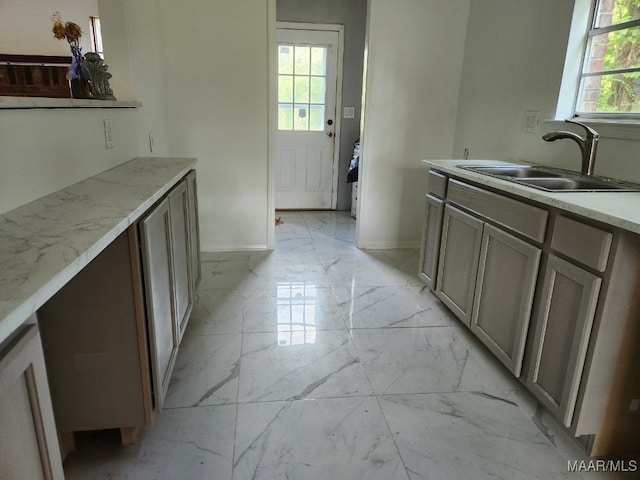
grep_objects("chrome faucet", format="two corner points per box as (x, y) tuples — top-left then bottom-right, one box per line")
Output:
(542, 119), (600, 176)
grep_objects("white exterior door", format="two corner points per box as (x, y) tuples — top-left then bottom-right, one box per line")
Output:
(276, 26), (340, 209)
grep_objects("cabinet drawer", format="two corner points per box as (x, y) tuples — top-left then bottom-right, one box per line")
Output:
(447, 179), (548, 242)
(551, 216), (612, 272)
(428, 170), (447, 198)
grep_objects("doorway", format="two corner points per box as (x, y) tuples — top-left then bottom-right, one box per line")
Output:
(275, 23), (344, 210)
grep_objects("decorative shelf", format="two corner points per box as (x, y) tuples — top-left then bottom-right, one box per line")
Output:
(0, 96), (141, 109)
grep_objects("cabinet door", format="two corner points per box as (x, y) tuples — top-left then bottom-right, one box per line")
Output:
(526, 254), (601, 427)
(168, 181), (193, 342)
(186, 170), (201, 290)
(139, 198), (178, 410)
(470, 224), (541, 376)
(0, 323), (64, 480)
(435, 205), (483, 324)
(418, 194), (444, 289)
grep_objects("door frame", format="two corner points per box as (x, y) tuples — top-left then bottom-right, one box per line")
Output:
(274, 21), (345, 211)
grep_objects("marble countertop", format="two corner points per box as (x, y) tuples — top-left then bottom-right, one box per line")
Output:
(424, 159), (640, 235)
(0, 156), (196, 346)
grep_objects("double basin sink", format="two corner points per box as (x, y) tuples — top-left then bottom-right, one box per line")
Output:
(460, 165), (640, 192)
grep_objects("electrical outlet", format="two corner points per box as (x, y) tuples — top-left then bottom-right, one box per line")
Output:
(104, 119), (114, 148)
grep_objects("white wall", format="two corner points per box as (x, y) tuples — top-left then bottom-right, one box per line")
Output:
(155, 0), (274, 251)
(0, 0), (97, 56)
(357, 0), (470, 249)
(0, 0), (171, 216)
(453, 0), (640, 184)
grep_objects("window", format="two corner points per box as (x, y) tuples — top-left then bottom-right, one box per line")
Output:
(575, 0), (640, 116)
(89, 16), (104, 58)
(277, 44), (327, 131)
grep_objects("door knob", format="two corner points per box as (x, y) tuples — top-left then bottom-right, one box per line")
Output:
(326, 132), (334, 138)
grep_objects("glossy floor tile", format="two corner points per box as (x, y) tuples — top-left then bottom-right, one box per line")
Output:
(64, 211), (632, 479)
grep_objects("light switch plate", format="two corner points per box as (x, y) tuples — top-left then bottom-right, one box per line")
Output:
(104, 119), (114, 148)
(343, 106), (355, 119)
(522, 110), (539, 133)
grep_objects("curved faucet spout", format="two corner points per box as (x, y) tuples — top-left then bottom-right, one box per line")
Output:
(541, 120), (599, 176)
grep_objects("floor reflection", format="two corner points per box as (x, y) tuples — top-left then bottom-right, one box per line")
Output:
(276, 282), (317, 346)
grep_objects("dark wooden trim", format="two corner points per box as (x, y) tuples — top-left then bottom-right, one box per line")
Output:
(0, 54), (71, 65)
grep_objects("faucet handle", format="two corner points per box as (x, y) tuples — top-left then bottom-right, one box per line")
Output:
(565, 119), (599, 139)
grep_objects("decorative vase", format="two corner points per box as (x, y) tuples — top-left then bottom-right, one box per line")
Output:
(69, 45), (92, 99)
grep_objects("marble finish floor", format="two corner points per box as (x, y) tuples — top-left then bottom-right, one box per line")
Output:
(64, 211), (634, 479)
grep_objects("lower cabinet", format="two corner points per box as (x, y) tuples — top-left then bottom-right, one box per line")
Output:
(167, 180), (194, 343)
(435, 203), (541, 376)
(422, 169), (640, 455)
(0, 322), (64, 480)
(435, 204), (483, 324)
(139, 198), (180, 411)
(186, 170), (201, 290)
(526, 254), (601, 427)
(35, 171), (199, 441)
(470, 224), (540, 376)
(138, 179), (195, 409)
(418, 194), (444, 288)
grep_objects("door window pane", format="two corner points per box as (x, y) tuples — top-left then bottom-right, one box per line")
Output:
(294, 105), (309, 130)
(278, 75), (293, 103)
(278, 104), (293, 130)
(309, 105), (325, 131)
(310, 47), (326, 75)
(294, 76), (310, 103)
(295, 46), (310, 75)
(279, 46), (294, 74)
(310, 77), (325, 104)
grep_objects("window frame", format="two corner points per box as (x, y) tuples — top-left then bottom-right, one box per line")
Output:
(573, 0), (640, 120)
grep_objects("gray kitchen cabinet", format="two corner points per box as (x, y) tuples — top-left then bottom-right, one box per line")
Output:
(421, 166), (640, 456)
(526, 254), (601, 427)
(470, 224), (541, 376)
(139, 197), (179, 411)
(186, 170), (201, 290)
(168, 181), (194, 343)
(0, 322), (64, 480)
(435, 204), (483, 324)
(138, 176), (197, 410)
(418, 194), (444, 288)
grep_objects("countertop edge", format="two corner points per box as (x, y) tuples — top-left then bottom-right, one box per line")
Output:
(423, 159), (640, 236)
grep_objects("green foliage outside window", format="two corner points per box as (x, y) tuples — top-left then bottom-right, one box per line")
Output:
(593, 0), (640, 112)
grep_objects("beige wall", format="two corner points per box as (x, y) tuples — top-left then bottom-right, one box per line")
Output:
(357, 0), (470, 248)
(0, 0), (98, 56)
(0, 0), (170, 216)
(155, 0), (274, 251)
(453, 0), (640, 184)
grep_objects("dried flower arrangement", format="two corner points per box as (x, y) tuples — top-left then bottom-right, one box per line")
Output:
(51, 11), (92, 98)
(51, 12), (82, 45)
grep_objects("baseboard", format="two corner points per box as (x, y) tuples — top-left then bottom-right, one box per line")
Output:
(360, 240), (421, 250)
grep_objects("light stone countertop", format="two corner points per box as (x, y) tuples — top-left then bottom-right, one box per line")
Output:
(423, 159), (640, 235)
(0, 157), (196, 346)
